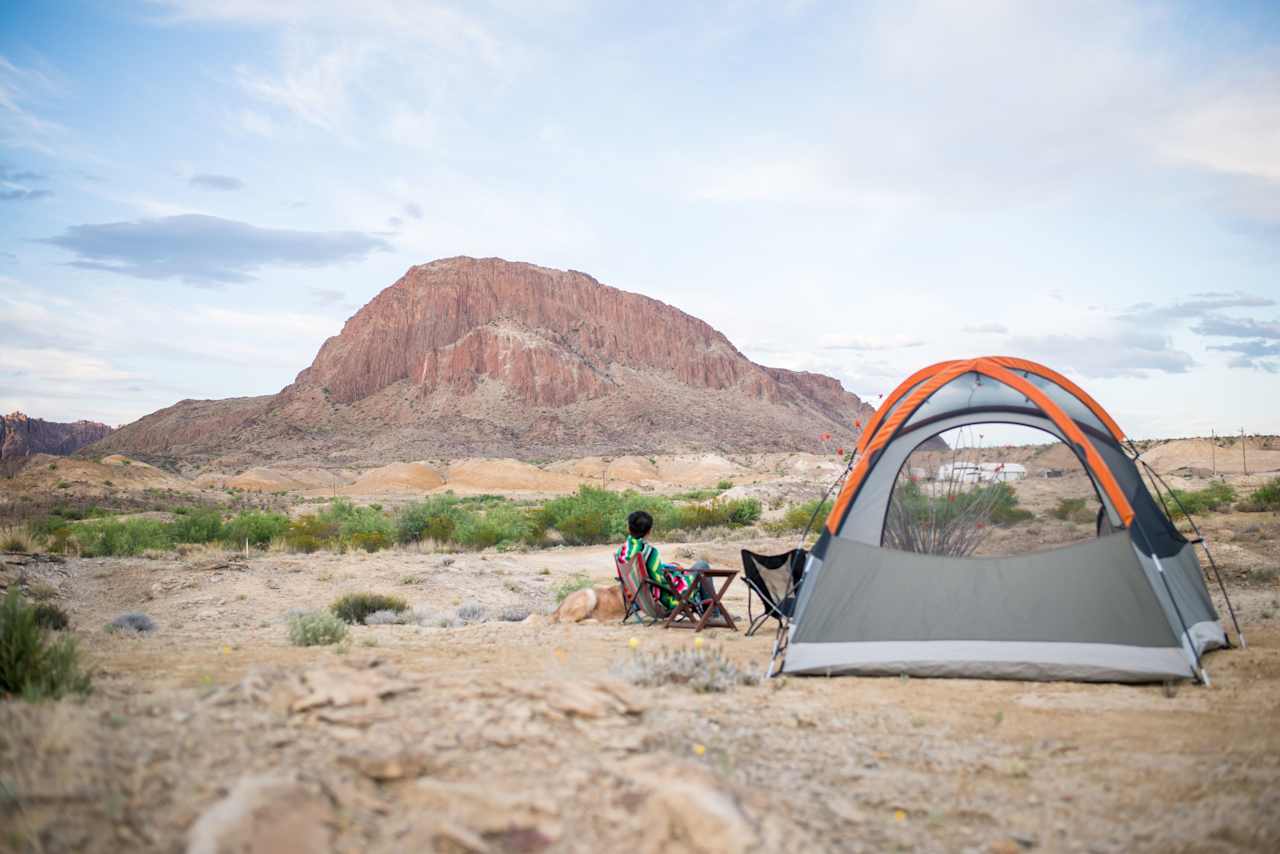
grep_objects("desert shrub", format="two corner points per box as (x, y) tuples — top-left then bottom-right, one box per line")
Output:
(168, 508), (224, 544)
(288, 611), (348, 646)
(0, 591), (91, 700)
(1166, 481), (1237, 520)
(497, 606), (530, 622)
(673, 497), (762, 530)
(454, 504), (531, 550)
(455, 603), (487, 623)
(362, 609), (407, 625)
(552, 573), (594, 604)
(716, 479), (734, 491)
(31, 602), (69, 631)
(107, 612), (155, 634)
(1, 526), (33, 553)
(988, 483), (1035, 525)
(1049, 497), (1095, 523)
(396, 495), (465, 544)
(884, 479), (1032, 557)
(555, 509), (613, 545)
(319, 499), (395, 549)
(284, 514), (338, 553)
(330, 592), (409, 624)
(775, 499), (833, 533)
(222, 510), (289, 548)
(1238, 478), (1280, 513)
(77, 518), (172, 557)
(613, 647), (758, 693)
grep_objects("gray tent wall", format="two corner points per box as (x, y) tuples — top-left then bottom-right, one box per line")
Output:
(782, 374), (1227, 683)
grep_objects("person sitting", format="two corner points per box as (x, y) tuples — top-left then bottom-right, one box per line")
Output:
(618, 510), (714, 613)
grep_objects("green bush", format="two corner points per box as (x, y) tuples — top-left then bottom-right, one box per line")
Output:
(396, 495), (465, 544)
(222, 510), (289, 548)
(1167, 481), (1237, 519)
(1050, 497), (1090, 522)
(552, 573), (594, 604)
(284, 514), (339, 553)
(451, 503), (537, 550)
(288, 611), (349, 646)
(1239, 478), (1280, 513)
(76, 518), (172, 557)
(988, 483), (1034, 525)
(330, 592), (409, 624)
(555, 509), (613, 545)
(716, 479), (734, 491)
(673, 497), (762, 530)
(168, 508), (224, 544)
(767, 499), (833, 534)
(319, 499), (394, 547)
(0, 590), (91, 700)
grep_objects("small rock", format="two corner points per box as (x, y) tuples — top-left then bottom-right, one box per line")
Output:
(186, 775), (333, 854)
(339, 748), (430, 782)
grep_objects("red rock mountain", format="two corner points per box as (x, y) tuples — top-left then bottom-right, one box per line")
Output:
(1, 412), (113, 461)
(92, 258), (874, 468)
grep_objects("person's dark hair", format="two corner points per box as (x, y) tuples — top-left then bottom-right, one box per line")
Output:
(627, 510), (653, 538)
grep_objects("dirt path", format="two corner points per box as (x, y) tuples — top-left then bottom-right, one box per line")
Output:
(3, 542), (1279, 853)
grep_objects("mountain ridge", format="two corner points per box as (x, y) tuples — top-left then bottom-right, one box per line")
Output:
(90, 257), (874, 469)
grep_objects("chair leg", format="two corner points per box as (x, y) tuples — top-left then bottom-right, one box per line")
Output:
(745, 613), (770, 637)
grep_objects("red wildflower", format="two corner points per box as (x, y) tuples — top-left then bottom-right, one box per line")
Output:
(820, 432), (832, 442)
(836, 447), (844, 456)
(976, 522), (985, 529)
(948, 495), (956, 503)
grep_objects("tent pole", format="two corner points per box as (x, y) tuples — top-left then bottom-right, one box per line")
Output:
(1130, 520), (1206, 684)
(1138, 459), (1245, 649)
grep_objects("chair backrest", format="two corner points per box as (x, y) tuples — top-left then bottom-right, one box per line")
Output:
(615, 548), (666, 619)
(740, 549), (806, 617)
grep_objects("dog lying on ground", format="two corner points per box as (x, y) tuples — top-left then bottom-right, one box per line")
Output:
(550, 584), (625, 623)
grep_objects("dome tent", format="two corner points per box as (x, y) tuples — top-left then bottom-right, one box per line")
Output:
(775, 356), (1237, 684)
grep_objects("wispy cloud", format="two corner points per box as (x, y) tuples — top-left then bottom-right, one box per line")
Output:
(1192, 314), (1280, 340)
(1206, 339), (1280, 372)
(42, 214), (391, 285)
(963, 322), (1008, 334)
(818, 334), (924, 350)
(1004, 331), (1194, 378)
(1119, 292), (1275, 325)
(189, 172), (245, 191)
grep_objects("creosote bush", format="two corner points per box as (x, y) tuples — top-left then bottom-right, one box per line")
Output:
(1050, 497), (1095, 524)
(1166, 481), (1236, 519)
(1238, 478), (1280, 513)
(0, 590), (92, 700)
(330, 592), (409, 624)
(288, 611), (349, 646)
(613, 647), (758, 693)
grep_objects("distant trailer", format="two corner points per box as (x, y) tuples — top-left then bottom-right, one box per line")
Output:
(937, 462), (1026, 483)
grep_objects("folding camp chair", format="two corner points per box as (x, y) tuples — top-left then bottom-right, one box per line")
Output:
(740, 549), (806, 637)
(613, 549), (705, 628)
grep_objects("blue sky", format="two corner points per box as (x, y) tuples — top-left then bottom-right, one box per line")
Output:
(1, 0), (1278, 440)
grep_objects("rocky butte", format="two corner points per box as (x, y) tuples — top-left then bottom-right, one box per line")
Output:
(91, 257), (877, 469)
(1, 412), (113, 461)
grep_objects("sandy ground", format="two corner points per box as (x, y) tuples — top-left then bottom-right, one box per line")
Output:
(3, 530), (1279, 854)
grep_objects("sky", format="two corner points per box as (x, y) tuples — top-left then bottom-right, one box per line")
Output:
(1, 0), (1278, 441)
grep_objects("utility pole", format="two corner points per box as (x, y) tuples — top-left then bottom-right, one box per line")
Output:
(1241, 428), (1248, 476)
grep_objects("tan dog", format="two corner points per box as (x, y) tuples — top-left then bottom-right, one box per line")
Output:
(551, 584), (626, 623)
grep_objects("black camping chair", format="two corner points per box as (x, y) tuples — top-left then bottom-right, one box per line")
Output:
(740, 549), (807, 637)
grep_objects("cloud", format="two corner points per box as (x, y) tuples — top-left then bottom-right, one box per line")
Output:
(0, 163), (47, 182)
(189, 172), (245, 191)
(42, 214), (391, 285)
(1119, 292), (1276, 325)
(0, 187), (52, 201)
(1004, 331), (1194, 378)
(1192, 314), (1280, 340)
(818, 334), (924, 350)
(963, 322), (1008, 334)
(1206, 340), (1280, 372)
(403, 201), (423, 220)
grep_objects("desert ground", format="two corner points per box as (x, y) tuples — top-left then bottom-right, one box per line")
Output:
(2, 439), (1279, 853)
